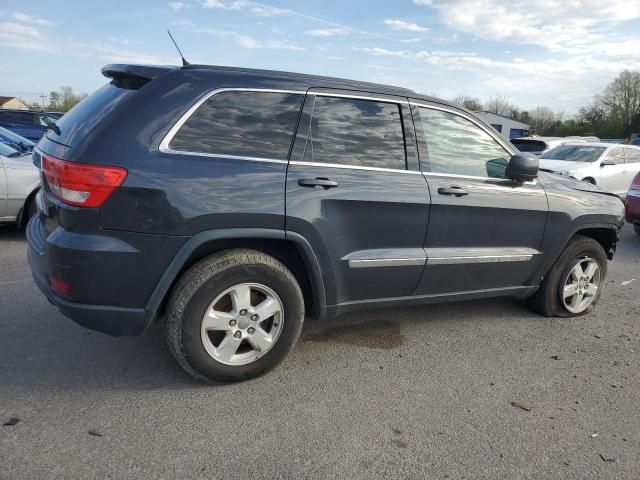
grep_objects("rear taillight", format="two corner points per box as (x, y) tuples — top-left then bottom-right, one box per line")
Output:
(42, 154), (127, 208)
(630, 173), (640, 194)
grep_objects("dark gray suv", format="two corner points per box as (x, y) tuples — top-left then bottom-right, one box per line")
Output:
(27, 64), (624, 383)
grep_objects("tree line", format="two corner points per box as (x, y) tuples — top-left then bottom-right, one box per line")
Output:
(22, 86), (88, 113)
(453, 70), (640, 140)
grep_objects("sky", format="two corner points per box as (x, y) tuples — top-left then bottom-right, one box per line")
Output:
(1, 0), (640, 114)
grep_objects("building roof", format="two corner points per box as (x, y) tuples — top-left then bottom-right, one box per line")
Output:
(475, 110), (529, 129)
(0, 96), (19, 103)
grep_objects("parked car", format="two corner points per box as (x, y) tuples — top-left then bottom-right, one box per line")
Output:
(539, 143), (640, 197)
(0, 109), (56, 141)
(0, 126), (35, 154)
(511, 136), (597, 156)
(27, 63), (624, 383)
(625, 172), (640, 236)
(0, 142), (40, 226)
(631, 138), (640, 146)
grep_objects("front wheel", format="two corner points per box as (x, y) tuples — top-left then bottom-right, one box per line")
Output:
(528, 235), (607, 317)
(166, 249), (305, 383)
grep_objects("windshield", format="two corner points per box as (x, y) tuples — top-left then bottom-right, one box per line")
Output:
(0, 142), (21, 158)
(541, 145), (606, 162)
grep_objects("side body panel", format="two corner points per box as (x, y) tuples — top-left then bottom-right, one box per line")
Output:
(0, 156), (7, 218)
(3, 154), (39, 219)
(285, 91), (431, 306)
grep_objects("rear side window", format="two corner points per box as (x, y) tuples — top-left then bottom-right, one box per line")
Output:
(304, 96), (406, 170)
(169, 91), (303, 160)
(605, 147), (626, 164)
(418, 107), (511, 178)
(625, 148), (640, 163)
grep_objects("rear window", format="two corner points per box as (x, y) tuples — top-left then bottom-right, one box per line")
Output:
(304, 96), (406, 170)
(541, 145), (606, 162)
(169, 91), (303, 160)
(46, 83), (137, 147)
(510, 139), (546, 153)
(0, 111), (36, 125)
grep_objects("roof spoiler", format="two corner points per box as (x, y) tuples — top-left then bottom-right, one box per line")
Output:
(101, 64), (177, 81)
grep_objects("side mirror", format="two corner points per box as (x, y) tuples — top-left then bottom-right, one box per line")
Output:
(601, 158), (616, 167)
(506, 153), (539, 182)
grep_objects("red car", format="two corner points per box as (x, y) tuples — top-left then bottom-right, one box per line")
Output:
(626, 172), (640, 236)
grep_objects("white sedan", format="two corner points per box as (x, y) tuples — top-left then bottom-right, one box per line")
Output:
(539, 143), (640, 197)
(0, 143), (40, 227)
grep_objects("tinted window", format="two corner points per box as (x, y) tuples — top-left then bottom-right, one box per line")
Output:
(510, 139), (546, 153)
(0, 111), (36, 125)
(304, 96), (406, 169)
(419, 108), (511, 178)
(170, 91), (303, 159)
(541, 145), (607, 162)
(625, 148), (640, 163)
(0, 142), (20, 157)
(605, 147), (625, 164)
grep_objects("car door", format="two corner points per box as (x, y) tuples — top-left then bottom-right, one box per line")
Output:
(410, 101), (548, 295)
(598, 147), (628, 195)
(623, 147), (640, 194)
(286, 90), (430, 305)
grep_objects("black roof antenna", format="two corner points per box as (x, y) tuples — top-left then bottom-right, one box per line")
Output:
(167, 30), (191, 66)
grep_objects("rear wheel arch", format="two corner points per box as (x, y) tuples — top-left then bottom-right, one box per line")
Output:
(582, 177), (596, 185)
(17, 187), (40, 228)
(146, 229), (327, 330)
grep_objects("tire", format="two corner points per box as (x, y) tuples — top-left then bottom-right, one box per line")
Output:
(634, 225), (640, 237)
(583, 177), (596, 185)
(166, 249), (305, 383)
(20, 194), (38, 229)
(528, 235), (607, 318)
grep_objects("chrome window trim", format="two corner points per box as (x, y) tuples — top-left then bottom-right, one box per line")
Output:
(309, 91), (409, 105)
(158, 88), (306, 163)
(289, 160), (422, 175)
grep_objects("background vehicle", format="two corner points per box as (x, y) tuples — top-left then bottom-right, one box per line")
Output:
(0, 126), (35, 154)
(0, 109), (56, 141)
(0, 143), (40, 226)
(511, 136), (597, 156)
(626, 173), (640, 236)
(539, 143), (640, 196)
(632, 138), (640, 146)
(27, 63), (624, 383)
(44, 112), (64, 120)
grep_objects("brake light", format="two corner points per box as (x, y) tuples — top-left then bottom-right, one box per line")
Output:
(631, 173), (640, 192)
(42, 154), (127, 207)
(49, 277), (71, 296)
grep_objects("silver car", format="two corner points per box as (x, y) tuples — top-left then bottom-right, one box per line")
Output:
(0, 143), (40, 226)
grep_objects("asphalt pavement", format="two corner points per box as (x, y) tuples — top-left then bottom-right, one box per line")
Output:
(1, 224), (639, 479)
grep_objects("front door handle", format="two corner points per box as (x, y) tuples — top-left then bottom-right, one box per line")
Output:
(438, 186), (468, 197)
(298, 178), (339, 189)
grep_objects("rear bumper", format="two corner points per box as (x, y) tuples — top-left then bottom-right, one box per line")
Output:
(26, 214), (162, 336)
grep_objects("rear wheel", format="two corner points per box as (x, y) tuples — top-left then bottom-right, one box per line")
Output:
(166, 249), (304, 383)
(528, 235), (607, 317)
(634, 225), (640, 236)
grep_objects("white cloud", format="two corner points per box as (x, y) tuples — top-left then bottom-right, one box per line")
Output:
(196, 27), (305, 50)
(13, 12), (55, 26)
(384, 19), (429, 32)
(169, 2), (188, 11)
(250, 5), (292, 16)
(354, 45), (640, 110)
(413, 0), (640, 54)
(0, 22), (50, 50)
(304, 28), (349, 37)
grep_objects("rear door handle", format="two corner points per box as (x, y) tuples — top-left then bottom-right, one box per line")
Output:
(438, 186), (468, 197)
(298, 178), (339, 189)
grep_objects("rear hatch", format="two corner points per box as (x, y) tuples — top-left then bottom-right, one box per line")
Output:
(34, 64), (176, 237)
(45, 64), (176, 148)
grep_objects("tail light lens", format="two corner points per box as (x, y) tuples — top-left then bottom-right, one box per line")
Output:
(42, 154), (127, 207)
(631, 173), (640, 191)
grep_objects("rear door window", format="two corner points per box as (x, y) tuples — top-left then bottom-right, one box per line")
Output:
(1, 111), (36, 125)
(169, 91), (303, 160)
(606, 147), (626, 164)
(304, 96), (406, 170)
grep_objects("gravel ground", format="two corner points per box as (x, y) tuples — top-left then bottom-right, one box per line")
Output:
(1, 224), (638, 479)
